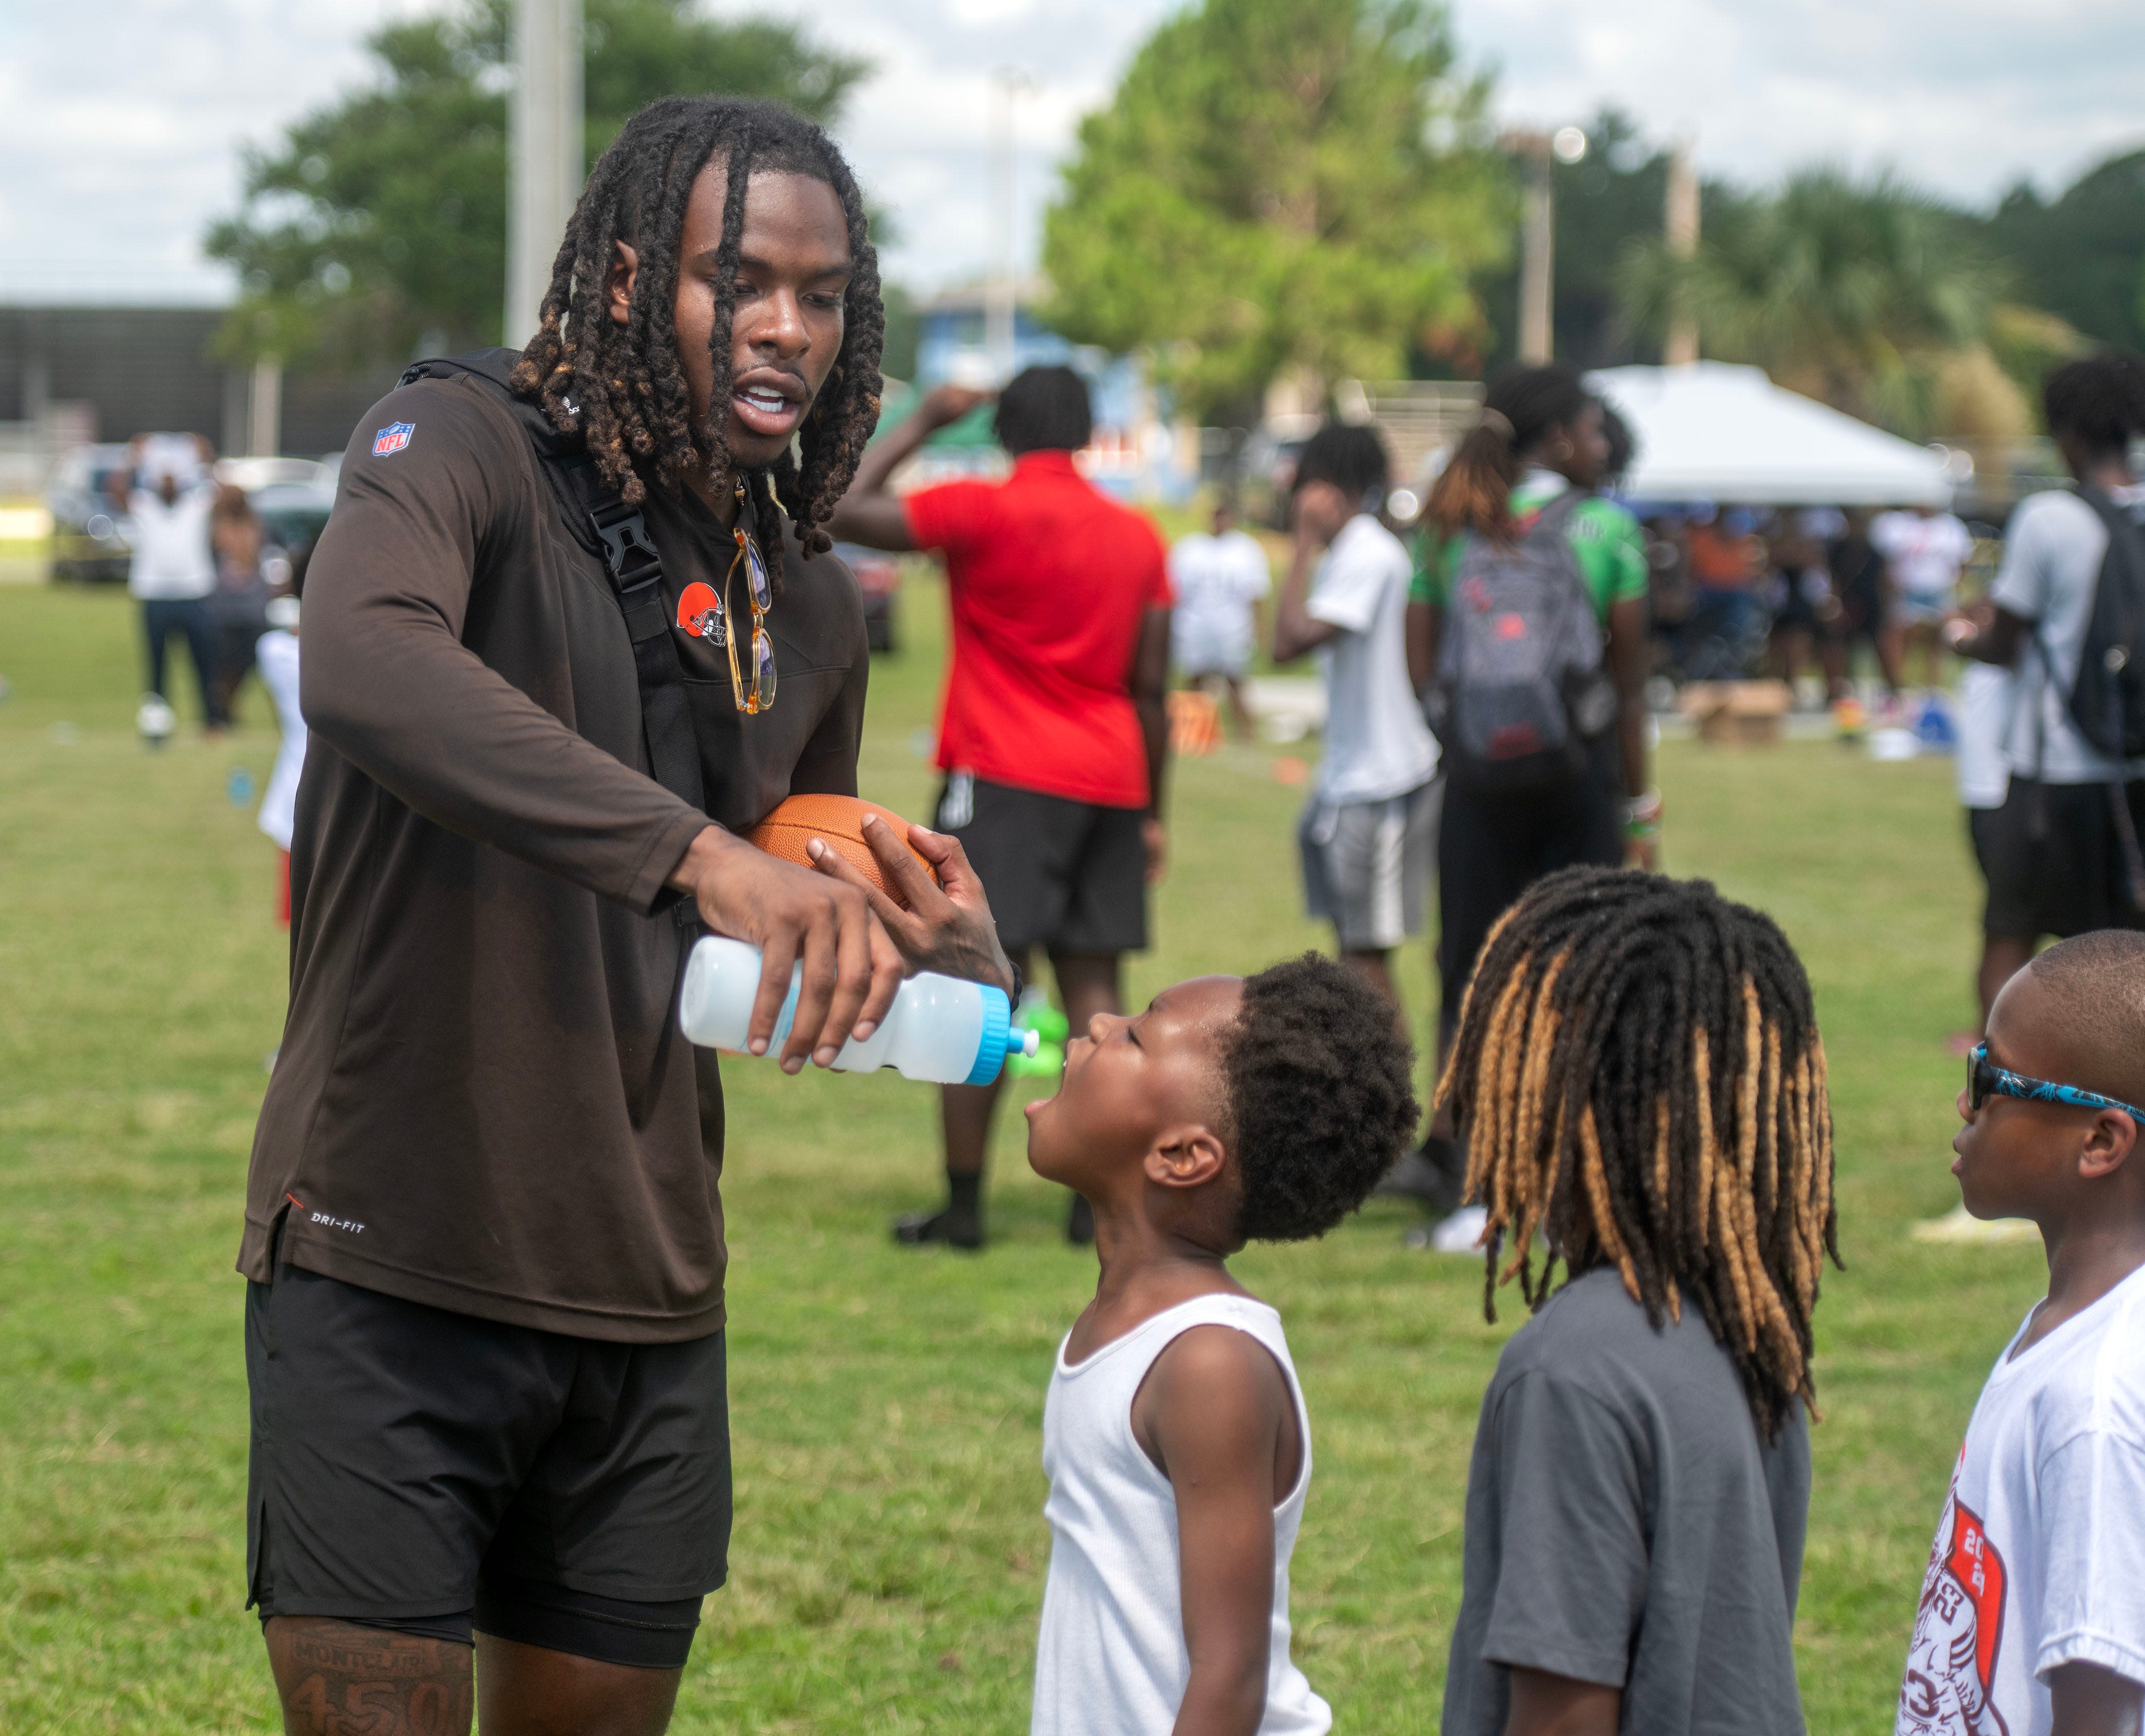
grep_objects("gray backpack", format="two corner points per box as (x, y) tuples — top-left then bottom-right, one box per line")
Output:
(1426, 490), (1619, 793)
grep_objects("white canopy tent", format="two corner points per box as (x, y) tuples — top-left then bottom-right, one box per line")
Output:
(1586, 363), (1954, 508)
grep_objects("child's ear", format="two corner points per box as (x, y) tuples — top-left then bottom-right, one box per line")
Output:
(1144, 1125), (1228, 1190)
(2079, 1110), (2141, 1182)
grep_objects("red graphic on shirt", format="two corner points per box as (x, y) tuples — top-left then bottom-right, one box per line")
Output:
(1897, 1469), (2009, 1736)
(676, 581), (725, 644)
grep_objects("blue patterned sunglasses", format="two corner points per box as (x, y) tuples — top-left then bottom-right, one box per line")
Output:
(1968, 1044), (2145, 1122)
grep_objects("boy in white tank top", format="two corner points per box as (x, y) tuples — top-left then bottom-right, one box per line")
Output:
(1021, 954), (1420, 1735)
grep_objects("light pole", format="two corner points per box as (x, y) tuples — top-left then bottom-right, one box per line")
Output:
(507, 0), (584, 349)
(1508, 125), (1588, 366)
(1663, 140), (1701, 367)
(984, 68), (1034, 385)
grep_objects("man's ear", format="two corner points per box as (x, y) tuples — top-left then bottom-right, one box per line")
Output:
(1143, 1125), (1228, 1191)
(607, 240), (639, 328)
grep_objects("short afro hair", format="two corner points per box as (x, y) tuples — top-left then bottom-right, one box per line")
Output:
(1292, 421), (1391, 506)
(1599, 401), (1637, 485)
(1220, 953), (1420, 1241)
(995, 365), (1092, 455)
(2044, 350), (2145, 457)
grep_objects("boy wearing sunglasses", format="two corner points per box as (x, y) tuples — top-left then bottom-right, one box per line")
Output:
(1897, 928), (2145, 1736)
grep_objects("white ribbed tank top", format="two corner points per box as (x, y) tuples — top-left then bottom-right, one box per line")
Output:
(1030, 1293), (1332, 1736)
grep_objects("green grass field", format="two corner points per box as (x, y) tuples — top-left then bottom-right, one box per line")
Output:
(0, 574), (2043, 1732)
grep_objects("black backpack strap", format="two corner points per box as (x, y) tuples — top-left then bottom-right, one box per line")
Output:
(396, 352), (707, 818)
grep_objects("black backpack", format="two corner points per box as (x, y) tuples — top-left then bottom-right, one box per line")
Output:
(394, 349), (705, 819)
(1425, 491), (1619, 793)
(2063, 488), (2145, 761)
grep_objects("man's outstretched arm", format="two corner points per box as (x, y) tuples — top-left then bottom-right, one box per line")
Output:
(1131, 603), (1173, 883)
(306, 385), (904, 1069)
(827, 386), (992, 551)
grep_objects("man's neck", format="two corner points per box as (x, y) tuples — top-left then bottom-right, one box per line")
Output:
(2019, 1203), (2145, 1355)
(680, 459), (740, 527)
(2076, 454), (2138, 495)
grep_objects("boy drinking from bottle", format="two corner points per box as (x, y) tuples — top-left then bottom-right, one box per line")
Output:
(1896, 929), (2145, 1736)
(1021, 954), (1418, 1735)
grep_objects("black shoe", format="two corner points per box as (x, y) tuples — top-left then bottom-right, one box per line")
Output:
(893, 1207), (983, 1250)
(1375, 1137), (1466, 1214)
(1065, 1194), (1095, 1245)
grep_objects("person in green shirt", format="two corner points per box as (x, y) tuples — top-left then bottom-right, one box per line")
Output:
(1385, 364), (1657, 1214)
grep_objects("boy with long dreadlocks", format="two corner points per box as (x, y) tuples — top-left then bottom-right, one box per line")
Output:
(1438, 866), (1839, 1736)
(240, 99), (1012, 1734)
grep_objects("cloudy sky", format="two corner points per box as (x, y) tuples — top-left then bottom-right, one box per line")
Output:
(2, 0), (2139, 303)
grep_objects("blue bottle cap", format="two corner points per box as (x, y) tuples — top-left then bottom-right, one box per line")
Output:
(966, 984), (1015, 1086)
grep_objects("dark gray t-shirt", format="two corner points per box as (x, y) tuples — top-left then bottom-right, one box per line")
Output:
(1442, 1268), (1810, 1736)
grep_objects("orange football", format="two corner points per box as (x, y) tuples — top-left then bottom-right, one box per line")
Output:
(746, 794), (939, 911)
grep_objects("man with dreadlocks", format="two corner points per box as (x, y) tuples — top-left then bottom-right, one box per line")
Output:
(237, 98), (1012, 1733)
(1438, 866), (1838, 1736)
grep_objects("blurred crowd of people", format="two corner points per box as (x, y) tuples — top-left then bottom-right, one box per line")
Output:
(1640, 499), (1978, 705)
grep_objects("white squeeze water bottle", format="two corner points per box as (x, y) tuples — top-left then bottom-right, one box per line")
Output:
(678, 936), (1039, 1086)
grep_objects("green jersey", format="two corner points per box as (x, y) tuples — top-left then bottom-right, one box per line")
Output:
(1411, 474), (1648, 620)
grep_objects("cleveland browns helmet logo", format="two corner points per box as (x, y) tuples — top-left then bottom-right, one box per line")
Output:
(677, 581), (726, 645)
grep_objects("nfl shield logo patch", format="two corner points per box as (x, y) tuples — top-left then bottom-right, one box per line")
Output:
(372, 422), (415, 457)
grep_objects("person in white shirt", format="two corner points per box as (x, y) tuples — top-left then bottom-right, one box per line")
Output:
(1898, 930), (2145, 1736)
(1271, 423), (1439, 1007)
(1946, 350), (2145, 1018)
(1170, 500), (1272, 739)
(1955, 659), (2017, 1046)
(255, 593), (306, 925)
(1874, 505), (1975, 690)
(110, 432), (226, 728)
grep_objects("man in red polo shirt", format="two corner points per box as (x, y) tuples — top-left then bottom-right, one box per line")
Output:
(832, 365), (1172, 1247)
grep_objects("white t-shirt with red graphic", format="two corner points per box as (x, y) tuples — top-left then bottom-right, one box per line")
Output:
(1897, 1263), (2145, 1736)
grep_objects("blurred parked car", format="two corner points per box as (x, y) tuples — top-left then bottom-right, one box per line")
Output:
(836, 541), (903, 653)
(46, 449), (338, 587)
(243, 477), (337, 591)
(45, 443), (136, 584)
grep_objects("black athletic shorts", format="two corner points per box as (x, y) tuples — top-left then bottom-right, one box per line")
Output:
(1980, 776), (2145, 941)
(246, 1259), (730, 1669)
(1967, 804), (2000, 884)
(1437, 736), (1624, 1045)
(935, 771), (1148, 955)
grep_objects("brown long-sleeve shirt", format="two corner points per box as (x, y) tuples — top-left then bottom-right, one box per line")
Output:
(239, 371), (868, 1340)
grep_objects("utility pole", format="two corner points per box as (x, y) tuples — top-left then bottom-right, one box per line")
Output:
(1663, 141), (1700, 367)
(984, 69), (1032, 385)
(507, 0), (584, 349)
(248, 359), (282, 457)
(1511, 126), (1587, 365)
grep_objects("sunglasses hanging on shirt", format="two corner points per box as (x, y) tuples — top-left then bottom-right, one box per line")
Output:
(724, 478), (776, 716)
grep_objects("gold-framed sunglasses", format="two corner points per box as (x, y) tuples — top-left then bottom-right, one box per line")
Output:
(724, 479), (775, 715)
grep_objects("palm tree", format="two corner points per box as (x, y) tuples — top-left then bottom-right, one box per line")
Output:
(1618, 169), (2061, 438)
